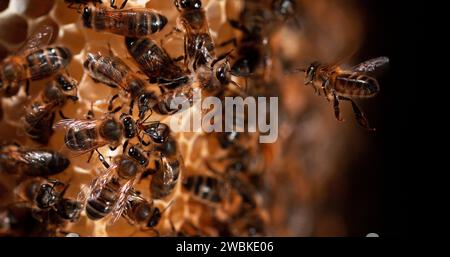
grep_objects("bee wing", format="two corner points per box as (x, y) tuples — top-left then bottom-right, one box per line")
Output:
(17, 25), (55, 56)
(53, 119), (98, 130)
(90, 164), (118, 199)
(77, 184), (92, 206)
(352, 56), (390, 73)
(108, 177), (137, 225)
(105, 8), (159, 23)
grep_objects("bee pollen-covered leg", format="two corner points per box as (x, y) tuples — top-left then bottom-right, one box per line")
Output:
(339, 96), (375, 131)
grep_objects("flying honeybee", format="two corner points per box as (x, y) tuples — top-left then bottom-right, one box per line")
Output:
(82, 5), (168, 37)
(298, 56), (389, 130)
(23, 73), (79, 145)
(83, 51), (158, 118)
(125, 37), (190, 91)
(0, 144), (71, 177)
(0, 25), (72, 98)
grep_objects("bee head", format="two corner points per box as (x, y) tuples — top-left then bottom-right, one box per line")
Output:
(143, 122), (170, 144)
(56, 74), (78, 92)
(35, 184), (59, 209)
(175, 0), (202, 10)
(305, 62), (320, 85)
(147, 207), (161, 228)
(82, 6), (93, 28)
(215, 61), (231, 86)
(124, 37), (138, 49)
(138, 92), (158, 119)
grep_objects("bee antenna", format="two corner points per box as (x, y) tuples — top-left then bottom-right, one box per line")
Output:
(285, 68), (306, 74)
(229, 80), (242, 90)
(160, 199), (176, 216)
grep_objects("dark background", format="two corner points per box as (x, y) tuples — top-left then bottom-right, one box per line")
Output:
(343, 0), (417, 236)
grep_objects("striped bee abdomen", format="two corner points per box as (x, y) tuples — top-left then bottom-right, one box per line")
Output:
(27, 47), (72, 81)
(335, 72), (380, 97)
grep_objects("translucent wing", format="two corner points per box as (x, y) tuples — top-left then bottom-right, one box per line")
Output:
(108, 177), (137, 225)
(53, 119), (98, 131)
(17, 25), (55, 56)
(352, 56), (390, 72)
(90, 164), (118, 200)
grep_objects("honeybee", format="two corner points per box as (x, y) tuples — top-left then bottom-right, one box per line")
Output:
(300, 56), (389, 130)
(65, 0), (127, 10)
(182, 174), (226, 205)
(82, 5), (168, 37)
(150, 137), (182, 199)
(125, 37), (190, 91)
(122, 190), (167, 234)
(55, 113), (124, 156)
(225, 0), (274, 78)
(0, 25), (72, 98)
(83, 52), (158, 118)
(174, 0), (216, 70)
(152, 84), (194, 115)
(80, 144), (149, 223)
(65, 0), (103, 9)
(194, 52), (241, 93)
(271, 0), (301, 26)
(138, 120), (170, 145)
(0, 203), (49, 236)
(15, 178), (82, 224)
(23, 73), (79, 145)
(0, 144), (70, 177)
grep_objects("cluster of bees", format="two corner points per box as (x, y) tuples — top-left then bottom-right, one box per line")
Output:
(0, 0), (388, 236)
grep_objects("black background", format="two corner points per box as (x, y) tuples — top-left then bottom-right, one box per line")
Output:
(342, 0), (417, 236)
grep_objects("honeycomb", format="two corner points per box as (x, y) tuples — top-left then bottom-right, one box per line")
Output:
(0, 0), (372, 236)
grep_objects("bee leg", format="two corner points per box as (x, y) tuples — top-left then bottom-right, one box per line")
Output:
(228, 20), (250, 34)
(172, 56), (185, 63)
(119, 0), (128, 9)
(96, 149), (110, 169)
(339, 96), (375, 131)
(25, 80), (30, 96)
(87, 150), (95, 163)
(122, 139), (128, 155)
(332, 93), (344, 122)
(218, 38), (238, 48)
(109, 0), (117, 9)
(138, 168), (157, 183)
(108, 94), (119, 112)
(59, 110), (69, 119)
(86, 102), (95, 120)
(128, 99), (134, 115)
